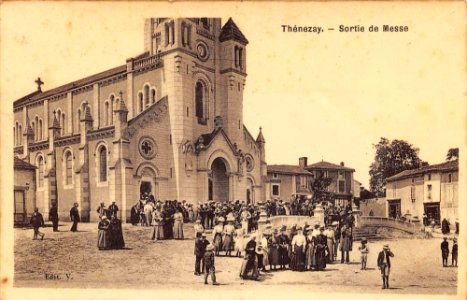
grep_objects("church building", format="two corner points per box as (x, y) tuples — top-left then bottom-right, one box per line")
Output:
(13, 18), (267, 223)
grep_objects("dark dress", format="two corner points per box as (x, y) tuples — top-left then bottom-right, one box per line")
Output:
(278, 234), (290, 267)
(98, 219), (111, 250)
(240, 240), (259, 279)
(110, 218), (125, 249)
(314, 234), (328, 271)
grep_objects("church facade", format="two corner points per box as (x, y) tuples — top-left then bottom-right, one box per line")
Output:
(13, 18), (267, 222)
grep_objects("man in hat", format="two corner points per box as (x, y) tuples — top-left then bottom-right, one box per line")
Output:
(240, 207), (251, 234)
(30, 208), (45, 240)
(97, 202), (107, 220)
(278, 226), (290, 269)
(49, 202), (59, 232)
(108, 200), (119, 218)
(70, 203), (80, 232)
(377, 244), (394, 289)
(194, 233), (210, 275)
(451, 237), (458, 267)
(440, 237), (449, 267)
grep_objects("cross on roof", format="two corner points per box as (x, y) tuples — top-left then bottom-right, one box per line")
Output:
(35, 77), (44, 91)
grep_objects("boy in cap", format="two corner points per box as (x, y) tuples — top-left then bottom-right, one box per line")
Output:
(377, 244), (394, 289)
(440, 237), (449, 267)
(451, 238), (458, 267)
(194, 233), (210, 275)
(203, 244), (219, 285)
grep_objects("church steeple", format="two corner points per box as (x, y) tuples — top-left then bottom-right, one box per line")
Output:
(219, 18), (249, 45)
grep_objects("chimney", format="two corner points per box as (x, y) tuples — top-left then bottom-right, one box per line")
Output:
(340, 161), (345, 167)
(299, 157), (308, 168)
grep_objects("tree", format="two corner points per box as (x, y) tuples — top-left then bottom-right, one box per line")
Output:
(369, 137), (425, 196)
(311, 174), (334, 203)
(446, 148), (459, 161)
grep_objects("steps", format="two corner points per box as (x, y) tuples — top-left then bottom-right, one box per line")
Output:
(353, 226), (379, 241)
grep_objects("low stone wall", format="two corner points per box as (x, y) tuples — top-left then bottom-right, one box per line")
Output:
(265, 215), (323, 230)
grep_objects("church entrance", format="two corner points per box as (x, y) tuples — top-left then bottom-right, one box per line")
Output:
(208, 157), (230, 202)
(140, 181), (152, 198)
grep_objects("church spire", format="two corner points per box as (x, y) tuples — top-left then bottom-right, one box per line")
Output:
(219, 18), (249, 45)
(256, 126), (265, 144)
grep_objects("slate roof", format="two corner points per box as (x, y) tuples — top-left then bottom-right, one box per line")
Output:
(14, 157), (36, 170)
(13, 64), (128, 107)
(306, 160), (355, 172)
(267, 165), (312, 176)
(219, 18), (249, 45)
(386, 160), (458, 182)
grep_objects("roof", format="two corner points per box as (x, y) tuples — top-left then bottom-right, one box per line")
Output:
(13, 64), (127, 107)
(267, 165), (312, 176)
(14, 157), (36, 170)
(386, 160), (459, 182)
(219, 18), (249, 45)
(255, 127), (265, 143)
(306, 160), (355, 172)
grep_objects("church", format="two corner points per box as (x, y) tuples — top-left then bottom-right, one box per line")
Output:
(13, 18), (267, 223)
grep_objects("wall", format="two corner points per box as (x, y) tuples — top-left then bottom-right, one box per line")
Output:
(359, 197), (387, 217)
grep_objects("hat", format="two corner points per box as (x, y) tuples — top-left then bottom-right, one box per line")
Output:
(280, 225), (287, 232)
(202, 233), (207, 237)
(196, 219), (201, 223)
(297, 227), (303, 231)
(218, 217), (225, 223)
(319, 226), (325, 230)
(361, 237), (367, 242)
(101, 215), (107, 219)
(383, 244), (390, 250)
(206, 245), (214, 251)
(331, 221), (339, 226)
(112, 200), (116, 203)
(314, 224), (320, 229)
(453, 237), (457, 242)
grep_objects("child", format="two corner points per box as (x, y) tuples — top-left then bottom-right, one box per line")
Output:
(203, 244), (219, 285)
(441, 237), (449, 267)
(358, 237), (369, 270)
(451, 238), (458, 267)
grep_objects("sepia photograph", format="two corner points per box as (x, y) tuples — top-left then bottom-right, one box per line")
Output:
(0, 2), (465, 300)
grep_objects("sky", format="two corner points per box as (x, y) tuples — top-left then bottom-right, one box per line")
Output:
(1, 2), (465, 188)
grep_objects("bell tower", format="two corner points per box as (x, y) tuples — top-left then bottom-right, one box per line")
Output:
(218, 18), (248, 145)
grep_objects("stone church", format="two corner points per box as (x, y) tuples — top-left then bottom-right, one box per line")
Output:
(13, 18), (267, 223)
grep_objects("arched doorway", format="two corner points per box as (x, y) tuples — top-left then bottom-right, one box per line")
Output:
(208, 157), (230, 202)
(139, 167), (157, 200)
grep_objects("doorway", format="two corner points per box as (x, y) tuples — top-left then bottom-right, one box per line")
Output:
(209, 157), (230, 202)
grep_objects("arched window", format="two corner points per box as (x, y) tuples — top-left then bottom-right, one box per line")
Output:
(144, 85), (150, 109)
(31, 121), (35, 141)
(195, 81), (207, 124)
(38, 119), (43, 140)
(34, 116), (39, 140)
(104, 101), (109, 125)
(37, 156), (45, 187)
(77, 108), (81, 127)
(151, 89), (156, 104)
(13, 126), (16, 146)
(109, 95), (114, 124)
(62, 113), (66, 135)
(99, 146), (107, 182)
(65, 151), (73, 185)
(18, 124), (22, 145)
(139, 93), (144, 113)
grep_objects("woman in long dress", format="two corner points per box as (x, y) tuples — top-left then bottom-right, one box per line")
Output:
(260, 232), (270, 272)
(98, 216), (111, 250)
(291, 227), (306, 271)
(269, 229), (280, 271)
(223, 219), (236, 256)
(109, 215), (125, 249)
(212, 217), (224, 256)
(305, 227), (314, 270)
(234, 226), (245, 257)
(151, 205), (165, 241)
(314, 227), (328, 271)
(325, 225), (336, 263)
(173, 208), (184, 240)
